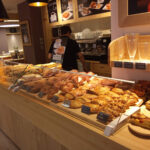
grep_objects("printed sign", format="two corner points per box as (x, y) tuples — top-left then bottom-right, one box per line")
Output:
(97, 112), (110, 123)
(135, 63), (146, 70)
(124, 62), (134, 69)
(77, 0), (111, 18)
(48, 0), (58, 23)
(61, 0), (74, 21)
(52, 37), (68, 64)
(114, 61), (123, 68)
(81, 105), (91, 114)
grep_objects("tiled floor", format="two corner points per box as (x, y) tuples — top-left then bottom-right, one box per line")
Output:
(0, 129), (20, 150)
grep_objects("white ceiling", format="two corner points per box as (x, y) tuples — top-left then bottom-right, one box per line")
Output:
(2, 0), (25, 13)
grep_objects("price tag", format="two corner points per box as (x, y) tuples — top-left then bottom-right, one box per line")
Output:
(81, 105), (91, 114)
(21, 85), (27, 90)
(38, 92), (45, 98)
(8, 84), (16, 90)
(12, 86), (20, 92)
(97, 112), (110, 123)
(124, 62), (133, 69)
(114, 61), (123, 68)
(135, 63), (146, 70)
(52, 54), (62, 61)
(51, 95), (59, 103)
(62, 100), (71, 108)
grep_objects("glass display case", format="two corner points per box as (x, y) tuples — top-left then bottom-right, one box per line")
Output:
(0, 60), (149, 136)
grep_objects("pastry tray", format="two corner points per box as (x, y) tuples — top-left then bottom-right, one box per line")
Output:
(19, 89), (143, 136)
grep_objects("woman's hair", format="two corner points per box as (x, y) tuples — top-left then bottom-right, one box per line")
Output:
(61, 25), (72, 35)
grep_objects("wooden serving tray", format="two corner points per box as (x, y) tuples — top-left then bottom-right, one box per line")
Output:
(128, 123), (150, 137)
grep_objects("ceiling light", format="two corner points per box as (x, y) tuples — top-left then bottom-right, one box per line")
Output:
(0, 24), (20, 28)
(27, 0), (48, 7)
(0, 0), (8, 21)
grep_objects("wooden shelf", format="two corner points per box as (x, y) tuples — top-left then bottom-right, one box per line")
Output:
(6, 32), (21, 35)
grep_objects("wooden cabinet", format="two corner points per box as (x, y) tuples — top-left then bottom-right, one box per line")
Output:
(84, 60), (111, 77)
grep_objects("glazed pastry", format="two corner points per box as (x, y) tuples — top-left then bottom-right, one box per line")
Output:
(75, 97), (87, 104)
(22, 78), (48, 93)
(65, 93), (75, 100)
(107, 91), (120, 98)
(86, 89), (98, 95)
(84, 103), (100, 113)
(94, 86), (110, 95)
(101, 79), (120, 86)
(47, 88), (59, 99)
(70, 100), (83, 109)
(146, 100), (150, 110)
(111, 88), (124, 95)
(130, 113), (150, 130)
(54, 94), (65, 102)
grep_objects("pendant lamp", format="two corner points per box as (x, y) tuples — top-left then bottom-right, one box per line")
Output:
(27, 0), (48, 7)
(0, 0), (8, 21)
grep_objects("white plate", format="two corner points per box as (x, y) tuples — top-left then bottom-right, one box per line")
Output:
(62, 10), (73, 21)
(80, 10), (91, 17)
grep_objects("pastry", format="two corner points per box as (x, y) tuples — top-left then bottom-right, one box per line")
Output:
(84, 103), (100, 113)
(111, 88), (124, 95)
(146, 100), (150, 110)
(65, 93), (75, 100)
(75, 97), (87, 104)
(101, 79), (120, 86)
(70, 100), (83, 109)
(47, 88), (59, 99)
(130, 113), (150, 130)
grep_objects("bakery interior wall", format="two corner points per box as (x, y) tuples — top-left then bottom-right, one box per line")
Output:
(41, 7), (111, 62)
(111, 0), (150, 81)
(0, 28), (23, 54)
(18, 2), (46, 64)
(0, 29), (8, 54)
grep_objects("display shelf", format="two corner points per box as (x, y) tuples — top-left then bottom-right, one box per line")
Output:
(109, 35), (150, 71)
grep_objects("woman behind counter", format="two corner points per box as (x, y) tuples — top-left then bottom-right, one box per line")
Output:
(48, 25), (86, 71)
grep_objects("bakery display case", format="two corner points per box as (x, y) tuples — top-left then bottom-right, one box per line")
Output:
(0, 59), (150, 149)
(0, 60), (149, 133)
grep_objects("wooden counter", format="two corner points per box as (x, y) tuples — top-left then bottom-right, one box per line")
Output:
(0, 84), (149, 150)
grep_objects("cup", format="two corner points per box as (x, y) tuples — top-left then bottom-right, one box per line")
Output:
(116, 40), (125, 60)
(125, 33), (139, 61)
(138, 42), (150, 61)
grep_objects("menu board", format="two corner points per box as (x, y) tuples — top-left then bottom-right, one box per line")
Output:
(47, 0), (58, 23)
(77, 0), (111, 18)
(61, 0), (74, 21)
